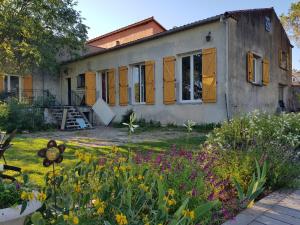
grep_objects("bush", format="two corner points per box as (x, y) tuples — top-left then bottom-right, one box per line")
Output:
(0, 99), (47, 132)
(206, 111), (300, 190)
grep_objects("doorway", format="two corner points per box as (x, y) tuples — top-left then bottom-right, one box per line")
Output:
(67, 78), (71, 105)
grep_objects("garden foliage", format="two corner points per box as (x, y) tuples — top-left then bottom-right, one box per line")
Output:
(206, 111), (300, 190)
(0, 99), (46, 132)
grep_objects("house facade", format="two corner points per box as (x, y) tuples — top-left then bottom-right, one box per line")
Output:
(0, 8), (293, 126)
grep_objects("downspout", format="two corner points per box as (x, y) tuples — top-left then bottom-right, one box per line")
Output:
(223, 15), (230, 121)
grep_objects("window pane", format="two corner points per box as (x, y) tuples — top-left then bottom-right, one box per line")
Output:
(101, 72), (107, 102)
(141, 65), (146, 102)
(133, 65), (140, 102)
(193, 54), (202, 100)
(182, 56), (191, 100)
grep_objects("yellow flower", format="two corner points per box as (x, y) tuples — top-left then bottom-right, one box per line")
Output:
(74, 184), (81, 193)
(97, 206), (105, 215)
(118, 157), (126, 163)
(84, 153), (92, 164)
(137, 175), (144, 180)
(111, 146), (118, 154)
(182, 209), (195, 220)
(27, 192), (35, 201)
(37, 192), (47, 201)
(115, 213), (128, 225)
(138, 183), (149, 192)
(167, 199), (176, 206)
(63, 215), (69, 221)
(168, 188), (175, 196)
(72, 216), (79, 224)
(21, 191), (27, 200)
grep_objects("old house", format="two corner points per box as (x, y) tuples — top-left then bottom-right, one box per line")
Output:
(0, 8), (294, 128)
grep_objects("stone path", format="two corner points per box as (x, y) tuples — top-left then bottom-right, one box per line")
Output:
(223, 189), (300, 225)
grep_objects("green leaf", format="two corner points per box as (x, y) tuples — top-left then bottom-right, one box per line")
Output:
(233, 178), (245, 200)
(104, 221), (112, 225)
(169, 198), (189, 225)
(31, 212), (46, 225)
(23, 174), (29, 184)
(20, 201), (27, 214)
(194, 201), (218, 221)
(255, 159), (261, 179)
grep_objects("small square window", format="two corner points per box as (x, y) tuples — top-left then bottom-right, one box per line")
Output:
(279, 50), (288, 70)
(77, 74), (85, 88)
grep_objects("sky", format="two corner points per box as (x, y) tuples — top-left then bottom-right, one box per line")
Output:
(75, 0), (299, 70)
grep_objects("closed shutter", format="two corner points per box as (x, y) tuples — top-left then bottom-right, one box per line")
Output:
(247, 52), (254, 82)
(119, 66), (128, 106)
(23, 75), (33, 99)
(0, 74), (4, 92)
(108, 68), (116, 106)
(202, 48), (217, 103)
(145, 60), (155, 105)
(262, 58), (270, 86)
(163, 56), (176, 104)
(85, 71), (96, 106)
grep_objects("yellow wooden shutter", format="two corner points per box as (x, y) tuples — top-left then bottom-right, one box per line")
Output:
(85, 71), (96, 106)
(23, 75), (33, 99)
(119, 66), (128, 106)
(0, 74), (4, 92)
(247, 52), (254, 82)
(262, 58), (270, 86)
(163, 56), (176, 105)
(108, 68), (116, 106)
(202, 48), (217, 103)
(145, 60), (155, 105)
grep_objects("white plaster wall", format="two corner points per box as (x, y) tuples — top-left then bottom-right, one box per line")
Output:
(61, 21), (228, 125)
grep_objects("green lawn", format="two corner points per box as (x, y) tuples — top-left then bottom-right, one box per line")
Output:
(3, 135), (206, 186)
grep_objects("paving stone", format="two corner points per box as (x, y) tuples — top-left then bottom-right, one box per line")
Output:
(262, 210), (300, 225)
(222, 189), (300, 225)
(256, 215), (290, 225)
(272, 205), (300, 219)
(249, 221), (265, 225)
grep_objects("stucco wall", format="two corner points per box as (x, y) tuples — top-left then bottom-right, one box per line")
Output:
(62, 21), (228, 125)
(227, 10), (292, 117)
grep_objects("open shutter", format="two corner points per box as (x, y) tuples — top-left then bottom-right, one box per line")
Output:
(119, 66), (128, 106)
(202, 48), (217, 103)
(0, 74), (4, 92)
(262, 58), (270, 86)
(85, 71), (96, 106)
(23, 75), (33, 100)
(262, 59), (270, 85)
(247, 52), (254, 82)
(108, 68), (116, 106)
(163, 56), (176, 105)
(145, 60), (155, 105)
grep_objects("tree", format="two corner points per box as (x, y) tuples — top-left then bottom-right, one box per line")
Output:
(281, 1), (300, 47)
(0, 0), (88, 75)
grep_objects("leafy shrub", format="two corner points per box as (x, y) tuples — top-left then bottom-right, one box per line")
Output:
(0, 99), (47, 132)
(0, 180), (21, 208)
(206, 111), (300, 190)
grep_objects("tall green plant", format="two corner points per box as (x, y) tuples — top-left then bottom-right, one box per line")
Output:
(233, 159), (267, 208)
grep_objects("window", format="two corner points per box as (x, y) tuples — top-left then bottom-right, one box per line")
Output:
(279, 50), (288, 70)
(101, 71), (109, 103)
(181, 53), (202, 101)
(77, 74), (85, 88)
(252, 55), (262, 85)
(132, 64), (146, 103)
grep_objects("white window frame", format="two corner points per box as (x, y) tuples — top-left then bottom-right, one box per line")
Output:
(178, 51), (202, 103)
(96, 70), (109, 103)
(252, 54), (263, 85)
(130, 63), (146, 105)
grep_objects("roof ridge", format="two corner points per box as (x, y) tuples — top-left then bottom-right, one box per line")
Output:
(87, 16), (166, 44)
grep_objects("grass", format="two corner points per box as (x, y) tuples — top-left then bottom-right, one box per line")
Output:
(3, 134), (207, 186)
